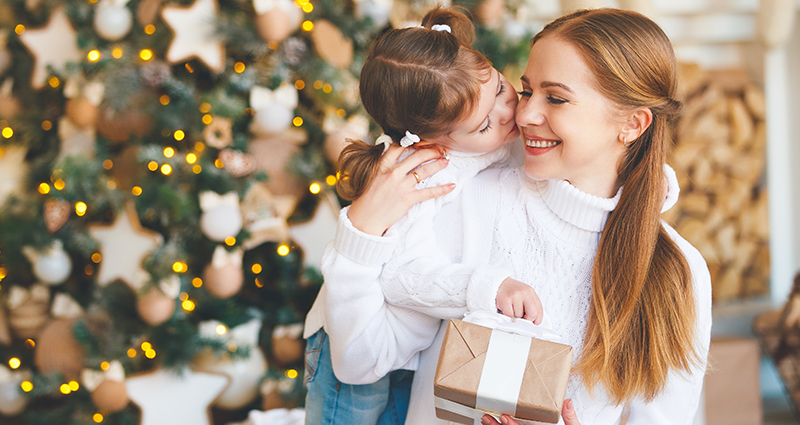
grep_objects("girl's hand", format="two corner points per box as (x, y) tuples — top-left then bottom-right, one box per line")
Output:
(481, 399), (581, 425)
(496, 278), (543, 324)
(347, 144), (453, 236)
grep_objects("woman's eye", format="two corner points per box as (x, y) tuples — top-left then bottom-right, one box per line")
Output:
(547, 96), (567, 105)
(517, 90), (531, 97)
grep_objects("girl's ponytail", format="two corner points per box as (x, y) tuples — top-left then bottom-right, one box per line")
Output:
(336, 139), (385, 201)
(421, 6), (476, 47)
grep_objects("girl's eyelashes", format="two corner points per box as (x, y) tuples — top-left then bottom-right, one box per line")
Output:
(480, 120), (492, 134)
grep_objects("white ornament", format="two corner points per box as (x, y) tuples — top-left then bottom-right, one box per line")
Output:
(88, 202), (163, 291)
(0, 366), (30, 416)
(17, 8), (82, 89)
(126, 368), (229, 425)
(94, 0), (133, 41)
(195, 319), (267, 409)
(22, 240), (72, 285)
(288, 194), (339, 269)
(354, 0), (392, 27)
(199, 192), (243, 242)
(249, 85), (298, 135)
(50, 293), (84, 319)
(161, 0), (226, 72)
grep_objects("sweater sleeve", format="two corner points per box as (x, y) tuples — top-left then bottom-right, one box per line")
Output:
(625, 223), (712, 424)
(378, 162), (513, 320)
(322, 208), (442, 385)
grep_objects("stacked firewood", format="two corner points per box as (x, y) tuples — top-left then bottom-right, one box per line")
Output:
(663, 63), (769, 301)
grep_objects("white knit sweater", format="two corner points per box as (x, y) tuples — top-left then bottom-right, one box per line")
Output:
(308, 165), (711, 425)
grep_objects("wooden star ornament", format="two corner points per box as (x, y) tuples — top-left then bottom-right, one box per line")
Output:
(161, 0), (226, 73)
(18, 8), (82, 90)
(125, 367), (229, 425)
(88, 202), (163, 291)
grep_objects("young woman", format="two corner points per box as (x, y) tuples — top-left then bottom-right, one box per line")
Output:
(321, 8), (711, 425)
(302, 7), (533, 425)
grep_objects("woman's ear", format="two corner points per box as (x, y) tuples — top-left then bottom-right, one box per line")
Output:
(619, 107), (653, 145)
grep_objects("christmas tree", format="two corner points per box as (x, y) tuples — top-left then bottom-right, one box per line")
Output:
(0, 0), (533, 423)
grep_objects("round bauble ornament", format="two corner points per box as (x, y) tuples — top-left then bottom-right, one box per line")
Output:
(271, 324), (304, 366)
(356, 0), (390, 27)
(23, 241), (72, 285)
(94, 1), (133, 41)
(252, 104), (293, 135)
(200, 203), (243, 242)
(135, 287), (176, 326)
(255, 8), (302, 44)
(0, 368), (28, 416)
(7, 285), (50, 339)
(96, 95), (155, 143)
(34, 319), (85, 380)
(195, 347), (267, 409)
(91, 379), (129, 413)
(202, 247), (244, 299)
(65, 97), (98, 128)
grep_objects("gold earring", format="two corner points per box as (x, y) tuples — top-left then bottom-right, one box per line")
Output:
(622, 136), (627, 147)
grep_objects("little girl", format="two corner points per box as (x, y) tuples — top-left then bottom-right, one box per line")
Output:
(302, 7), (534, 425)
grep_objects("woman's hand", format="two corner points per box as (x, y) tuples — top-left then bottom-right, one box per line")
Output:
(347, 144), (453, 236)
(480, 399), (581, 425)
(496, 278), (543, 324)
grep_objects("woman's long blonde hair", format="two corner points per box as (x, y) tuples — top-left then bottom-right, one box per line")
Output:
(534, 9), (700, 404)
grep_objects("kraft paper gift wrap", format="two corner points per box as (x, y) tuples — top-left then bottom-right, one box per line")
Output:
(434, 312), (573, 424)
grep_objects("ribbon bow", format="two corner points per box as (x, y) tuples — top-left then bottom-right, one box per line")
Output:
(199, 191), (240, 212)
(64, 79), (105, 106)
(81, 360), (125, 392)
(462, 310), (562, 343)
(250, 85), (298, 111)
(0, 365), (31, 385)
(209, 245), (244, 268)
(431, 24), (452, 33)
(198, 318), (262, 348)
(7, 285), (50, 309)
(51, 293), (84, 319)
(21, 240), (66, 263)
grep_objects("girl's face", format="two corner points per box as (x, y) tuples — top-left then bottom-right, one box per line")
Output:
(432, 69), (520, 154)
(515, 35), (627, 198)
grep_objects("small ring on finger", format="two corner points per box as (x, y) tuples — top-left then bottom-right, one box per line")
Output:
(412, 171), (421, 184)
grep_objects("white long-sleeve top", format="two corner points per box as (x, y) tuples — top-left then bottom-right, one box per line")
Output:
(303, 144), (514, 383)
(316, 165), (712, 425)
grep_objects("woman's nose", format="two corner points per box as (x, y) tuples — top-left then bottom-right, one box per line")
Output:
(516, 98), (544, 127)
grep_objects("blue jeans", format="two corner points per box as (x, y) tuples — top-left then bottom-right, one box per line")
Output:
(304, 329), (414, 425)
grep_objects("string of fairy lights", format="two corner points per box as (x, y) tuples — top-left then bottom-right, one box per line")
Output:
(0, 0), (343, 419)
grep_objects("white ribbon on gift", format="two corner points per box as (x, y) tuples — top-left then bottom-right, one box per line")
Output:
(444, 311), (564, 421)
(249, 85), (298, 111)
(81, 360), (125, 392)
(199, 191), (240, 213)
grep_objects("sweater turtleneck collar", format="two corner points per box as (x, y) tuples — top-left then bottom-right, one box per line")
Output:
(538, 178), (621, 233)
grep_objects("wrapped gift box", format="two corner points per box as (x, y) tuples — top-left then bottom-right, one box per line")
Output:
(434, 315), (573, 424)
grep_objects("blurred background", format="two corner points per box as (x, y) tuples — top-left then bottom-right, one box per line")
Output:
(0, 0), (797, 424)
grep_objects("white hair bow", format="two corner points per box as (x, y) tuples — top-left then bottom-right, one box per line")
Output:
(399, 131), (420, 148)
(431, 24), (451, 33)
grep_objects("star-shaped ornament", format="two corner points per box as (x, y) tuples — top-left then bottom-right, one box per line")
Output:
(88, 202), (163, 291)
(18, 8), (82, 89)
(0, 145), (28, 206)
(289, 193), (339, 269)
(161, 0), (226, 73)
(125, 367), (229, 425)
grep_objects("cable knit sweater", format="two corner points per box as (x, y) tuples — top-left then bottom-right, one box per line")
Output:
(303, 144), (514, 381)
(312, 165), (711, 425)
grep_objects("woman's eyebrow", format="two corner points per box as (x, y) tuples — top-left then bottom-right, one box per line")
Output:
(520, 76), (574, 94)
